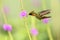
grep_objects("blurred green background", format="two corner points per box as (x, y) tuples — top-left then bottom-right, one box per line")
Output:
(0, 0), (60, 40)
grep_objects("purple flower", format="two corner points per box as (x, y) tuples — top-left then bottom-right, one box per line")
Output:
(30, 27), (38, 36)
(42, 18), (50, 24)
(3, 24), (12, 31)
(19, 10), (27, 18)
(3, 6), (10, 13)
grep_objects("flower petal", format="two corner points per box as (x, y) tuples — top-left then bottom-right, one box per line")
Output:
(42, 18), (50, 24)
(3, 24), (12, 31)
(19, 10), (27, 18)
(30, 27), (38, 36)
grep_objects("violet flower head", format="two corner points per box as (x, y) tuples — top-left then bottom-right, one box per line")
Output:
(3, 6), (10, 13)
(19, 10), (27, 18)
(42, 18), (50, 24)
(30, 27), (38, 36)
(3, 24), (12, 31)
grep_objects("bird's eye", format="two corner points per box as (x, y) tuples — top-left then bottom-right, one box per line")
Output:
(29, 13), (32, 15)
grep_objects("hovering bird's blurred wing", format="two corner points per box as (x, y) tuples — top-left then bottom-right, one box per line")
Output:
(40, 16), (51, 19)
(38, 9), (51, 16)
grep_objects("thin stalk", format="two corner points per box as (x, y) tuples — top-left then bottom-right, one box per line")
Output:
(24, 17), (32, 40)
(31, 16), (37, 40)
(8, 31), (13, 40)
(20, 0), (24, 10)
(46, 24), (53, 40)
(41, 0), (53, 40)
(2, 7), (13, 40)
(20, 0), (32, 40)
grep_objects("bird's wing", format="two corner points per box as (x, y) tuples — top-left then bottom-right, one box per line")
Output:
(40, 16), (51, 19)
(38, 9), (50, 16)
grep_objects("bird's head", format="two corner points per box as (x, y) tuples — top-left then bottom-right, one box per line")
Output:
(29, 11), (37, 16)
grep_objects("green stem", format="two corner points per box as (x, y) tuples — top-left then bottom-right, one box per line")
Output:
(41, 0), (53, 40)
(2, 12), (8, 24)
(20, 0), (32, 40)
(24, 17), (32, 40)
(47, 24), (53, 40)
(20, 0), (24, 10)
(8, 31), (13, 40)
(31, 16), (37, 40)
(2, 8), (13, 40)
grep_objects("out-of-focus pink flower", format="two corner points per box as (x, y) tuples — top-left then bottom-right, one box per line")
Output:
(30, 27), (38, 36)
(42, 18), (50, 24)
(3, 6), (10, 13)
(19, 10), (27, 18)
(3, 24), (12, 31)
(32, 0), (40, 7)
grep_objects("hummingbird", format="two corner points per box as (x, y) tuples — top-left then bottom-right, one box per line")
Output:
(29, 9), (51, 20)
